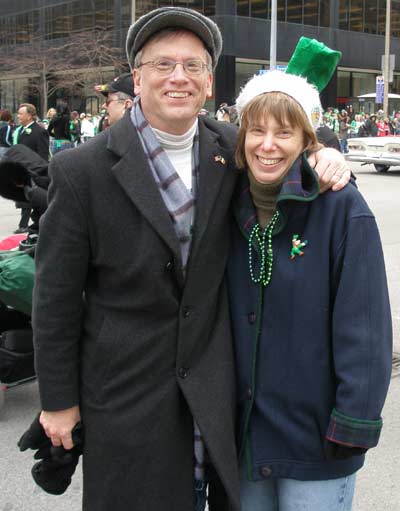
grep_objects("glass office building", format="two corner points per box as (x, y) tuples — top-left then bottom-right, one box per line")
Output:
(1, 0), (399, 115)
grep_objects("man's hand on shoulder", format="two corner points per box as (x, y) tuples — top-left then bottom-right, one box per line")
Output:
(40, 406), (81, 450)
(308, 147), (351, 193)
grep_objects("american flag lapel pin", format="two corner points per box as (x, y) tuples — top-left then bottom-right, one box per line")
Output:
(214, 155), (226, 165)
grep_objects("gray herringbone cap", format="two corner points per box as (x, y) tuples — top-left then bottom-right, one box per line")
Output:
(126, 7), (222, 71)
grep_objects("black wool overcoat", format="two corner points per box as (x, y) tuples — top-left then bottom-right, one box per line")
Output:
(33, 111), (240, 511)
(17, 122), (49, 161)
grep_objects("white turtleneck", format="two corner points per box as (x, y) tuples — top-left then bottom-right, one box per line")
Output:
(152, 120), (198, 191)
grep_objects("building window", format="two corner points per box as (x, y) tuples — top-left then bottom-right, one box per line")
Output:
(349, 0), (364, 31)
(237, 0), (251, 17)
(338, 70), (351, 97)
(286, 0), (302, 23)
(352, 72), (377, 96)
(304, 0), (319, 26)
(339, 0), (400, 36)
(393, 0), (400, 37)
(242, 0), (328, 26)
(251, 0), (268, 19)
(121, 0), (132, 26)
(135, 0), (214, 21)
(45, 5), (72, 39)
(235, 60), (267, 97)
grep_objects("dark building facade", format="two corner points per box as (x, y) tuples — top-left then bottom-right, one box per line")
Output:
(1, 0), (399, 115)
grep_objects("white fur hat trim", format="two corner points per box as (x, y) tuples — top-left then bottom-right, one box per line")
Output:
(236, 70), (322, 129)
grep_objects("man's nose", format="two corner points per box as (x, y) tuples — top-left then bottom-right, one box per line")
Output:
(170, 63), (189, 80)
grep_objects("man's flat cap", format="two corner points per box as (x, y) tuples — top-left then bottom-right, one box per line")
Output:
(126, 7), (222, 70)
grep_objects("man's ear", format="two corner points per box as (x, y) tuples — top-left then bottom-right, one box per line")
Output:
(133, 69), (141, 96)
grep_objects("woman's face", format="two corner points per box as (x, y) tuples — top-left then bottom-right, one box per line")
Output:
(244, 116), (305, 185)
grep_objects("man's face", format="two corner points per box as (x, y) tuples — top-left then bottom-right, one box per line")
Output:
(102, 93), (131, 126)
(133, 31), (213, 135)
(17, 107), (33, 127)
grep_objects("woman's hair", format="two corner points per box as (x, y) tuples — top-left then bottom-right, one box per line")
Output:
(56, 102), (70, 117)
(235, 91), (319, 170)
(0, 109), (13, 122)
(46, 107), (57, 119)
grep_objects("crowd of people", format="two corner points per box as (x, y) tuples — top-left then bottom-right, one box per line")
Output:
(0, 72), (136, 159)
(321, 106), (400, 153)
(0, 8), (393, 511)
(2, 91), (400, 168)
(212, 102), (400, 153)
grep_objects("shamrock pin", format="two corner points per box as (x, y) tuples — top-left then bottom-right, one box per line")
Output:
(24, 128), (32, 135)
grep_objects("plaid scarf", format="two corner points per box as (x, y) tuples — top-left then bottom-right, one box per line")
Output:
(130, 99), (199, 272)
(130, 100), (206, 482)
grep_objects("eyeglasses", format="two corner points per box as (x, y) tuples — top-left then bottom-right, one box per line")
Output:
(137, 58), (210, 76)
(104, 98), (124, 106)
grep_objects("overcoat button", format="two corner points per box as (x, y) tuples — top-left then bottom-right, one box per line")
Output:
(178, 367), (189, 379)
(165, 261), (174, 271)
(260, 466), (272, 478)
(182, 306), (191, 318)
(248, 312), (256, 324)
(246, 386), (252, 399)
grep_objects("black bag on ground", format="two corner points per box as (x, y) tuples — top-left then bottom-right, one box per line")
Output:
(0, 328), (35, 383)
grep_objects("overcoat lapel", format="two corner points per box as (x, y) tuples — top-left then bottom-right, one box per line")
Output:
(189, 118), (230, 263)
(107, 111), (182, 263)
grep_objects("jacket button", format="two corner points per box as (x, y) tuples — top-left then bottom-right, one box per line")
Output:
(165, 261), (174, 271)
(248, 312), (256, 324)
(182, 306), (191, 318)
(260, 466), (272, 478)
(246, 386), (252, 400)
(178, 367), (189, 379)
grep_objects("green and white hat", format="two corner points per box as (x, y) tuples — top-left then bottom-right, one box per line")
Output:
(236, 37), (342, 130)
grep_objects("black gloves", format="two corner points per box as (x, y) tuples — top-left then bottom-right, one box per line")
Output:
(18, 413), (84, 495)
(324, 439), (367, 461)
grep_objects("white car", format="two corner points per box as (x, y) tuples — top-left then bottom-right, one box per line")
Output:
(346, 136), (400, 172)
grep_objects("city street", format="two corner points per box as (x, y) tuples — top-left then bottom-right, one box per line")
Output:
(0, 161), (399, 510)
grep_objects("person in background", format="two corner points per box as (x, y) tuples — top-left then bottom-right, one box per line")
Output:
(12, 103), (49, 233)
(365, 113), (378, 137)
(48, 102), (74, 156)
(338, 110), (351, 153)
(316, 123), (340, 151)
(229, 69), (392, 511)
(346, 104), (355, 121)
(0, 109), (14, 159)
(40, 107), (57, 129)
(14, 103), (49, 161)
(99, 73), (135, 127)
(376, 117), (386, 137)
(215, 102), (229, 121)
(70, 111), (81, 146)
(394, 114), (400, 135)
(80, 113), (95, 142)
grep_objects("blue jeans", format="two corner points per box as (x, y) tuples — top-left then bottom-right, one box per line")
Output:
(339, 138), (349, 154)
(240, 466), (356, 511)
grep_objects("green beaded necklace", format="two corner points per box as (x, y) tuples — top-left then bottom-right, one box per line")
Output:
(248, 210), (280, 286)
